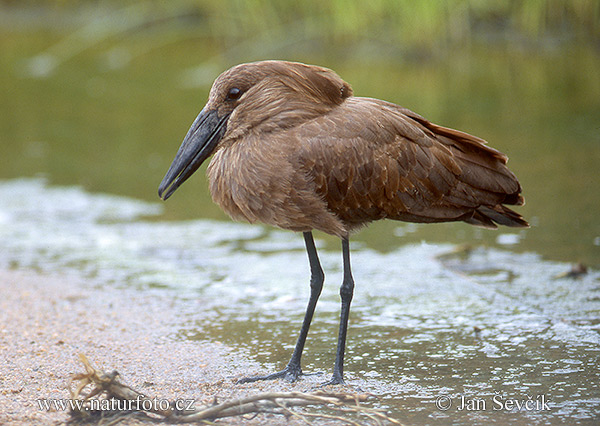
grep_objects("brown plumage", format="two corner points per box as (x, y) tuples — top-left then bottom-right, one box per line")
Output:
(159, 60), (527, 385)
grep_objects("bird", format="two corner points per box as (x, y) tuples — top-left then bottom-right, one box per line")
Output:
(158, 60), (528, 385)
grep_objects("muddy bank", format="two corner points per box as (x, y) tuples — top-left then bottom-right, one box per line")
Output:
(0, 269), (348, 425)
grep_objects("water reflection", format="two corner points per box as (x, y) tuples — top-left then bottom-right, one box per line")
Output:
(0, 178), (598, 424)
(1, 25), (599, 265)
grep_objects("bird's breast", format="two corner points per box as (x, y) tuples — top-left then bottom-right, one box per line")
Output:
(206, 139), (297, 224)
(206, 137), (347, 236)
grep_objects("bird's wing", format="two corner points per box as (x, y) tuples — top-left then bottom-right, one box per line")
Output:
(294, 97), (526, 229)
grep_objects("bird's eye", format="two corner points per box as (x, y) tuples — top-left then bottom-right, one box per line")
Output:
(227, 87), (242, 101)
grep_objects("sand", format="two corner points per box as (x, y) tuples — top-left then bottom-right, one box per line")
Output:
(0, 269), (350, 425)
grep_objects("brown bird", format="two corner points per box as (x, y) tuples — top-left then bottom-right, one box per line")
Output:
(158, 60), (528, 385)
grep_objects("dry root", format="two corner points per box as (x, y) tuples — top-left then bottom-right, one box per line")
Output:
(68, 354), (401, 425)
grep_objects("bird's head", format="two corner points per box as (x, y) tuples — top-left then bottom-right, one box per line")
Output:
(158, 60), (352, 200)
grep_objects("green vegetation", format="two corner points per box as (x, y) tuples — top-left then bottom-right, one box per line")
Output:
(3, 0), (599, 53)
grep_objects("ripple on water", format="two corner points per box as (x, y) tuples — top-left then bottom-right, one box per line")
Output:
(1, 178), (599, 425)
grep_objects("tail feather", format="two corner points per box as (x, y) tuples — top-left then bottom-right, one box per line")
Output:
(466, 205), (529, 229)
(414, 112), (528, 228)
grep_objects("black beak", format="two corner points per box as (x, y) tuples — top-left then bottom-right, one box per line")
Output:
(158, 108), (229, 200)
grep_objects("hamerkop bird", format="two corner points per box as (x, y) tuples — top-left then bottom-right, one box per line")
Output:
(158, 60), (527, 385)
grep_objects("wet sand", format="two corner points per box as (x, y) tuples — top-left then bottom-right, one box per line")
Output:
(0, 269), (348, 425)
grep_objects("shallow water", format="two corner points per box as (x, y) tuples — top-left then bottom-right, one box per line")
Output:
(1, 8), (599, 424)
(1, 21), (599, 266)
(1, 178), (598, 424)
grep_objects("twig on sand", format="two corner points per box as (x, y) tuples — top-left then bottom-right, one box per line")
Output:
(67, 354), (401, 425)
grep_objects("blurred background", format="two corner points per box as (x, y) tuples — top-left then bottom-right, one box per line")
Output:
(1, 0), (598, 266)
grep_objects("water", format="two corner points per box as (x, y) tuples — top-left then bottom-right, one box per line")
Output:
(1, 178), (598, 424)
(1, 22), (599, 266)
(1, 7), (599, 424)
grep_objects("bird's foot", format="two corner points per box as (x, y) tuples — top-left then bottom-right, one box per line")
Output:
(237, 364), (321, 384)
(319, 372), (345, 387)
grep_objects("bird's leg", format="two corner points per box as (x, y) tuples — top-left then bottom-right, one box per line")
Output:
(237, 231), (324, 383)
(285, 231), (325, 376)
(322, 237), (354, 386)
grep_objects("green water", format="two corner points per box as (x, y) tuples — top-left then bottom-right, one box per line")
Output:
(1, 6), (600, 425)
(1, 16), (598, 266)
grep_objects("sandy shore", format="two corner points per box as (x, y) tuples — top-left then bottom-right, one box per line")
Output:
(0, 269), (348, 425)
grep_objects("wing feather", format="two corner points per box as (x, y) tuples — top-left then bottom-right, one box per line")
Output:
(295, 97), (527, 230)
